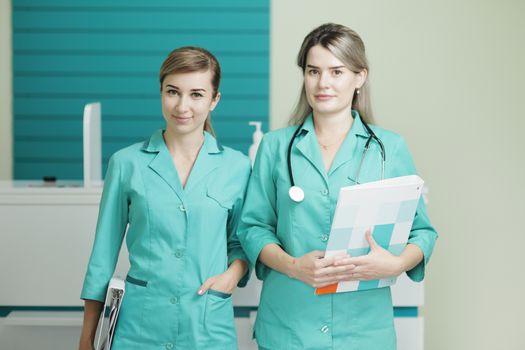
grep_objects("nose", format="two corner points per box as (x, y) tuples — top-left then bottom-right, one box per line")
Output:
(175, 95), (190, 114)
(318, 72), (330, 89)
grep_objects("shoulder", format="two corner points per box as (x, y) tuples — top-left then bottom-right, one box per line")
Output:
(258, 125), (298, 151)
(368, 124), (404, 143)
(265, 125), (299, 141)
(109, 141), (144, 165)
(220, 146), (251, 174)
(367, 124), (409, 153)
(368, 123), (417, 173)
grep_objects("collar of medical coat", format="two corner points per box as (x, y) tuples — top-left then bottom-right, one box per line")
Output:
(297, 109), (369, 139)
(141, 129), (223, 154)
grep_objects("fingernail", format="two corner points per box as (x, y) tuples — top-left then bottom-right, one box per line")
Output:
(198, 290), (203, 295)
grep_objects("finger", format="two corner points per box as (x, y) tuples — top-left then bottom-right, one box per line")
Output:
(315, 264), (356, 277)
(313, 276), (340, 285)
(330, 258), (358, 268)
(335, 273), (360, 281)
(315, 252), (348, 268)
(197, 278), (214, 295)
(312, 277), (341, 287)
(313, 282), (339, 288)
(366, 229), (379, 250)
(338, 270), (369, 281)
(334, 256), (367, 266)
(332, 253), (351, 262)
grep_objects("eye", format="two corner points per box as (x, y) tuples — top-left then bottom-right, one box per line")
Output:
(191, 92), (204, 98)
(166, 89), (178, 96)
(307, 69), (319, 76)
(332, 69), (343, 76)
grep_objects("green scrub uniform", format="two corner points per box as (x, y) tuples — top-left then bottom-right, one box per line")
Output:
(81, 130), (251, 349)
(238, 112), (438, 350)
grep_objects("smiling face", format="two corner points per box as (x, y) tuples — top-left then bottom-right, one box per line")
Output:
(304, 45), (366, 119)
(161, 70), (220, 139)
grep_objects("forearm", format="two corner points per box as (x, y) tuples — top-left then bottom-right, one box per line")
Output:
(397, 243), (424, 274)
(226, 259), (248, 282)
(79, 299), (103, 347)
(259, 243), (296, 277)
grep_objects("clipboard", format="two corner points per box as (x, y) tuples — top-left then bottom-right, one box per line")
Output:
(316, 175), (424, 295)
(95, 277), (125, 350)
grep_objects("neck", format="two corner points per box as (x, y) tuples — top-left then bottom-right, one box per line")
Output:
(163, 129), (205, 159)
(313, 109), (353, 138)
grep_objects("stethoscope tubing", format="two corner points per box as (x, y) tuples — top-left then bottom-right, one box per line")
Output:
(287, 119), (386, 202)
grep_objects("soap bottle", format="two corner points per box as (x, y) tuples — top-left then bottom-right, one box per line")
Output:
(248, 121), (264, 166)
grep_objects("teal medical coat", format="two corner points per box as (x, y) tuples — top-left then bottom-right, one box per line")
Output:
(238, 112), (438, 350)
(81, 130), (251, 350)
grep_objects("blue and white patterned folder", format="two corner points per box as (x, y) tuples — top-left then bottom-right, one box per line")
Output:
(316, 175), (424, 295)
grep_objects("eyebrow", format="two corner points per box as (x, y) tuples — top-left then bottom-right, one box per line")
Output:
(165, 84), (207, 92)
(306, 64), (346, 70)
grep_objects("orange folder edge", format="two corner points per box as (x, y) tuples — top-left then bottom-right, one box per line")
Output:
(315, 283), (338, 295)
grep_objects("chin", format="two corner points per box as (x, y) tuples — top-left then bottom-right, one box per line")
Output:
(312, 107), (339, 115)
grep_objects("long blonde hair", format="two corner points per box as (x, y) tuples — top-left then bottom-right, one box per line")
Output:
(159, 46), (221, 135)
(290, 23), (374, 125)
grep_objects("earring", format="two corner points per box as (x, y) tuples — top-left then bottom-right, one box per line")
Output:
(356, 88), (361, 95)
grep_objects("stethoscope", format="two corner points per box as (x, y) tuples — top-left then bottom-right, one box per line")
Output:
(287, 120), (386, 202)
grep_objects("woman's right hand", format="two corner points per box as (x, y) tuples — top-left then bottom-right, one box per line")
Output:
(287, 250), (355, 288)
(78, 299), (103, 350)
(78, 339), (95, 350)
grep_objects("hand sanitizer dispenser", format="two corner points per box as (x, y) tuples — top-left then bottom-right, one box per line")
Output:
(248, 121), (263, 166)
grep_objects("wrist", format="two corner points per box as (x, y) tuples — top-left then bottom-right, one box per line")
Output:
(394, 256), (407, 276)
(225, 260), (246, 283)
(79, 335), (94, 346)
(285, 255), (297, 279)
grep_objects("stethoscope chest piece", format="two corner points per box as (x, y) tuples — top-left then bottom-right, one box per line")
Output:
(289, 186), (305, 202)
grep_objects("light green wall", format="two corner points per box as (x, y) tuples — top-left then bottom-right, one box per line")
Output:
(0, 0), (12, 180)
(271, 1), (525, 349)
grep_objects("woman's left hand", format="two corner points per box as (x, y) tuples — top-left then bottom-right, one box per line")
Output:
(333, 230), (403, 281)
(197, 260), (247, 296)
(197, 270), (238, 295)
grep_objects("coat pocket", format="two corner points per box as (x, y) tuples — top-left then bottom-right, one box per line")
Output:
(202, 289), (237, 346)
(113, 275), (149, 343)
(207, 288), (232, 299)
(206, 186), (234, 210)
(125, 274), (148, 287)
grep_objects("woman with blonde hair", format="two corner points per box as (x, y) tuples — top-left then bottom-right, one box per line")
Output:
(239, 23), (438, 349)
(79, 47), (251, 349)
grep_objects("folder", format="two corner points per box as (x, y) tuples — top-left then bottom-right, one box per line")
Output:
(316, 175), (424, 295)
(95, 277), (125, 350)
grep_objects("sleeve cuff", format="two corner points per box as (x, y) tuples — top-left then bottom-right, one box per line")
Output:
(406, 231), (437, 282)
(80, 283), (107, 303)
(241, 228), (281, 281)
(406, 257), (425, 282)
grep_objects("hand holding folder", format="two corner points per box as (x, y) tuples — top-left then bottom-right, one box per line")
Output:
(95, 277), (125, 350)
(316, 175), (424, 295)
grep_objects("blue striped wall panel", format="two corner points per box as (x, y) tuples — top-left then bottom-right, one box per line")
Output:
(12, 0), (269, 179)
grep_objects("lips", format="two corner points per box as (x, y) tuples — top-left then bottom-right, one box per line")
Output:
(315, 94), (334, 101)
(172, 115), (192, 120)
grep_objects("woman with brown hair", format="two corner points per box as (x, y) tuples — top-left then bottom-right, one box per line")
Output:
(79, 47), (251, 349)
